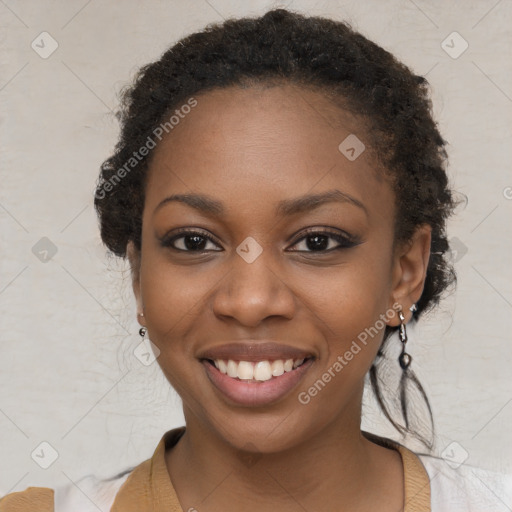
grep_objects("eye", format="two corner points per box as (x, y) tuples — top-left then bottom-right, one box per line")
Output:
(160, 227), (360, 254)
(160, 229), (222, 252)
(288, 228), (360, 253)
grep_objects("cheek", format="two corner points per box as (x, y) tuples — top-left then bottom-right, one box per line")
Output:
(294, 249), (393, 370)
(138, 254), (209, 353)
(139, 261), (205, 400)
(293, 270), (390, 418)
(298, 249), (392, 326)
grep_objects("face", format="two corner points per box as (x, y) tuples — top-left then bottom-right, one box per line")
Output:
(128, 83), (430, 453)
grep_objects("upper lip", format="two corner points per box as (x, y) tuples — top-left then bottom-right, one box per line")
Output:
(198, 342), (316, 362)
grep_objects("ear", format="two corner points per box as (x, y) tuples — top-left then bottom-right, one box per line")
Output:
(387, 224), (431, 326)
(126, 240), (146, 327)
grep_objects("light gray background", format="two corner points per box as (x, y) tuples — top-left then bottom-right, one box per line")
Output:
(1, 0), (511, 494)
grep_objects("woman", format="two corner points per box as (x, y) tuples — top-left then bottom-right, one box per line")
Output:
(2, 7), (511, 512)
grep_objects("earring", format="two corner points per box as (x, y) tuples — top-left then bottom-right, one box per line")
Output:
(398, 309), (412, 370)
(138, 311), (146, 338)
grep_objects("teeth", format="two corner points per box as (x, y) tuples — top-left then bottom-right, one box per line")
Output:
(271, 360), (284, 376)
(227, 359), (238, 378)
(237, 361), (254, 380)
(218, 359), (228, 374)
(212, 357), (307, 381)
(254, 361), (272, 381)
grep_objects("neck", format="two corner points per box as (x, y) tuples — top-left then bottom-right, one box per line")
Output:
(165, 394), (404, 512)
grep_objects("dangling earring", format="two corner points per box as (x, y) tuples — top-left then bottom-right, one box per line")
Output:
(135, 323), (160, 365)
(137, 312), (148, 341)
(398, 309), (412, 370)
(138, 311), (146, 339)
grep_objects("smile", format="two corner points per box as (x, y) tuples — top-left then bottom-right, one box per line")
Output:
(201, 357), (315, 406)
(210, 357), (308, 381)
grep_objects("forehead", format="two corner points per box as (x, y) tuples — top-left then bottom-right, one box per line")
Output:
(144, 84), (394, 222)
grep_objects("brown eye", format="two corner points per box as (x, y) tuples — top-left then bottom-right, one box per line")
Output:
(288, 229), (360, 253)
(160, 229), (222, 252)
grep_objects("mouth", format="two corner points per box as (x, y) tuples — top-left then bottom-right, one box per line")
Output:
(204, 357), (312, 381)
(200, 356), (315, 407)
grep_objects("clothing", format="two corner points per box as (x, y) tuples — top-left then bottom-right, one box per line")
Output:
(1, 427), (511, 511)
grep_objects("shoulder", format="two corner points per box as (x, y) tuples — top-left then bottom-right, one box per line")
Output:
(54, 470), (133, 511)
(0, 487), (53, 511)
(417, 452), (512, 511)
(0, 470), (132, 512)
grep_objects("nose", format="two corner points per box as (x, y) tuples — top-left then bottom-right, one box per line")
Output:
(212, 246), (296, 328)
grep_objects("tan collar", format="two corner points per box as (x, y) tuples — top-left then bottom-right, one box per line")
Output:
(112, 427), (430, 511)
(396, 443), (431, 511)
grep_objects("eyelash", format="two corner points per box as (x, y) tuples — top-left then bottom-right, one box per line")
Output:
(160, 227), (360, 254)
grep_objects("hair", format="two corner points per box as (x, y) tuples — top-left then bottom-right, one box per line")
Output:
(94, 8), (459, 451)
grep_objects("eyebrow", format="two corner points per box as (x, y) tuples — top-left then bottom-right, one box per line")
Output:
(153, 189), (368, 217)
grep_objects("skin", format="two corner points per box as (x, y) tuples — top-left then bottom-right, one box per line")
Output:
(127, 83), (431, 512)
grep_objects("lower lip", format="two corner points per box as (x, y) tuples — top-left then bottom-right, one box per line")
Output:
(202, 359), (314, 407)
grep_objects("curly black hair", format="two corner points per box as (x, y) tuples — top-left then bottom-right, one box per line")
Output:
(94, 8), (459, 451)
